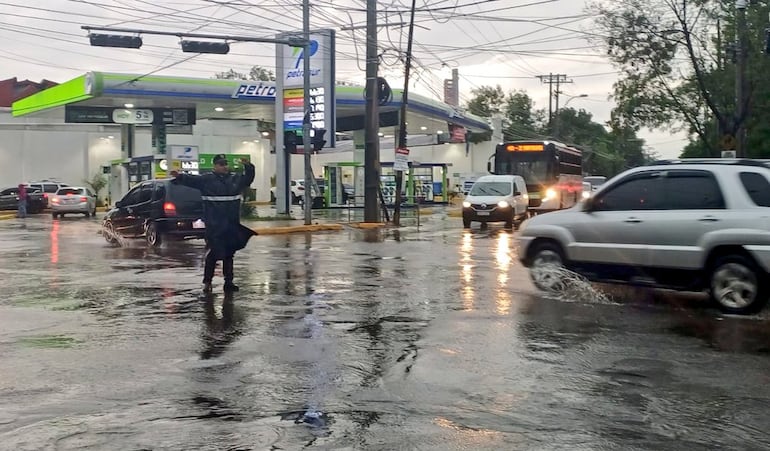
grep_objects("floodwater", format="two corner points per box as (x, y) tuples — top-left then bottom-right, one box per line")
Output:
(1, 215), (770, 450)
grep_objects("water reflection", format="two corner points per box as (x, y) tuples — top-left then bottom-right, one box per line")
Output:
(495, 232), (512, 316)
(460, 231), (474, 311)
(50, 219), (59, 264)
(200, 292), (241, 360)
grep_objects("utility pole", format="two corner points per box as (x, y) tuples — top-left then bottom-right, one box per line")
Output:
(302, 0), (313, 224)
(393, 0), (417, 226)
(735, 0), (748, 158)
(364, 0), (380, 222)
(536, 73), (571, 135)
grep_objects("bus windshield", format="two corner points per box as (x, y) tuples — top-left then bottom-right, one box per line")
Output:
(500, 160), (549, 184)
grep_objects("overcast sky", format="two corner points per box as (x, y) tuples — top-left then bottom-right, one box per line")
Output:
(0, 0), (688, 158)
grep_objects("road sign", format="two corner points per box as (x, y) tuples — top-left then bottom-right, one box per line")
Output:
(394, 147), (409, 172)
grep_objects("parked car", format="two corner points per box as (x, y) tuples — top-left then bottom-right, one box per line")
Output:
(462, 175), (529, 229)
(270, 179), (307, 204)
(26, 180), (71, 206)
(583, 175), (607, 192)
(51, 187), (97, 218)
(518, 159), (770, 315)
(0, 186), (47, 214)
(102, 179), (205, 247)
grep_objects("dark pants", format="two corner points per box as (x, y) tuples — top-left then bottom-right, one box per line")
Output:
(203, 247), (235, 284)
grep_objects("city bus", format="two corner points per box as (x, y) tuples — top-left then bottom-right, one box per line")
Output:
(487, 140), (583, 213)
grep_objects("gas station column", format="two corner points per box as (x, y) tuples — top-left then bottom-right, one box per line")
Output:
(120, 124), (135, 159)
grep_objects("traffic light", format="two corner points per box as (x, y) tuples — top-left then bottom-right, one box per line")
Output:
(284, 130), (298, 154)
(180, 40), (230, 54)
(89, 33), (142, 49)
(311, 128), (327, 153)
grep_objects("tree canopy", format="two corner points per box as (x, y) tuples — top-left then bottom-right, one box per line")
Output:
(465, 84), (653, 177)
(589, 0), (770, 157)
(214, 66), (275, 81)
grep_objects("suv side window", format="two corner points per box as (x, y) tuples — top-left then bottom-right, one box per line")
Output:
(137, 184), (153, 204)
(43, 184), (59, 193)
(593, 173), (664, 211)
(1, 188), (15, 196)
(153, 183), (166, 201)
(739, 172), (770, 207)
(121, 186), (142, 206)
(663, 170), (725, 210)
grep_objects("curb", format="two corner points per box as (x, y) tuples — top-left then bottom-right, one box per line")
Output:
(252, 223), (344, 235)
(349, 222), (387, 229)
(0, 214), (16, 221)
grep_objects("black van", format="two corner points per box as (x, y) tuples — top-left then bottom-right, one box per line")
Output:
(102, 179), (205, 247)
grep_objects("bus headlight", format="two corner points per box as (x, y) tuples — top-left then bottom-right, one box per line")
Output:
(462, 201), (471, 208)
(544, 188), (557, 200)
(497, 200), (510, 208)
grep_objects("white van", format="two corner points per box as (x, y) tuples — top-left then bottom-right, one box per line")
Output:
(462, 175), (529, 229)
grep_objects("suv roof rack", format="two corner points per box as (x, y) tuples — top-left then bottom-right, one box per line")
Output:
(649, 158), (770, 168)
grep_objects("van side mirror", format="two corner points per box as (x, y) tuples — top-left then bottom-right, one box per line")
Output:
(583, 197), (595, 212)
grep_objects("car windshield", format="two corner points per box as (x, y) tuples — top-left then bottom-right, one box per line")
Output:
(470, 181), (511, 196)
(57, 188), (85, 195)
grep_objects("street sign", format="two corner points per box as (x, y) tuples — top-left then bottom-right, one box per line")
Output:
(394, 147), (409, 172)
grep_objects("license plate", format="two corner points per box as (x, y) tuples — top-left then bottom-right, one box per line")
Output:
(192, 219), (206, 229)
(477, 211), (490, 216)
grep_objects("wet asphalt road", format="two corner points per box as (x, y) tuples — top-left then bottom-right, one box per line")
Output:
(1, 215), (770, 450)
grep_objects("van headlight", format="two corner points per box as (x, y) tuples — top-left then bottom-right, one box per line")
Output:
(582, 191), (591, 199)
(544, 188), (557, 200)
(462, 201), (471, 208)
(497, 200), (509, 208)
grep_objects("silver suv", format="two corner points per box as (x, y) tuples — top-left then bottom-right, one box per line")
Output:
(518, 159), (770, 315)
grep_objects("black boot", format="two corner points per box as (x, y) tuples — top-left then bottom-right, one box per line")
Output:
(223, 257), (239, 292)
(203, 249), (217, 292)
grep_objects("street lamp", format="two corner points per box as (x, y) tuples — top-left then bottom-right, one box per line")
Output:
(563, 93), (588, 108)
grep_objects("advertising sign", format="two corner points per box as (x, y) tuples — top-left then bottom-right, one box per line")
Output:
(65, 106), (196, 125)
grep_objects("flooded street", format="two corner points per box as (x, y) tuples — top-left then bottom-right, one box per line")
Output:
(1, 216), (770, 450)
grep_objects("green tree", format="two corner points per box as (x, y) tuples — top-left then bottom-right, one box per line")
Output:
(466, 85), (506, 118)
(589, 0), (770, 157)
(214, 65), (275, 81)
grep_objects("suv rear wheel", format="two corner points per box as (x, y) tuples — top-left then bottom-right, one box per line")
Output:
(145, 222), (163, 247)
(709, 255), (768, 315)
(529, 241), (567, 292)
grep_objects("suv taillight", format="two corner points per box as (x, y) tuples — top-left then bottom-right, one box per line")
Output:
(163, 202), (177, 216)
(80, 196), (88, 202)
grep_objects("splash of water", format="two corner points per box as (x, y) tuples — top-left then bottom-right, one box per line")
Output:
(101, 225), (130, 247)
(532, 265), (612, 304)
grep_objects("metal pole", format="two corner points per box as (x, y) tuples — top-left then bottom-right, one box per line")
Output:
(364, 0), (381, 222)
(393, 0), (417, 226)
(302, 0), (313, 224)
(736, 0), (748, 158)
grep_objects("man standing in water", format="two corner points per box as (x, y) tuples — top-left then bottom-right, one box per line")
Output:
(171, 155), (255, 293)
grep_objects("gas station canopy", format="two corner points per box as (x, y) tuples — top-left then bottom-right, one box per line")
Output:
(11, 71), (492, 137)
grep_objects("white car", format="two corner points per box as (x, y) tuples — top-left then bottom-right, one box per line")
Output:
(270, 179), (307, 204)
(462, 175), (529, 229)
(51, 187), (97, 218)
(518, 159), (770, 315)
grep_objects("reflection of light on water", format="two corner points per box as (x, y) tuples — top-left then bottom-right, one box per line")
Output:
(460, 231), (474, 311)
(433, 416), (501, 443)
(495, 233), (512, 315)
(50, 220), (59, 264)
(162, 287), (177, 314)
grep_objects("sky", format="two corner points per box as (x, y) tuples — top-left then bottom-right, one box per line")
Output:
(0, 0), (689, 158)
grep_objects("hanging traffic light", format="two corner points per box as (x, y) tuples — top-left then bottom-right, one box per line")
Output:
(180, 40), (230, 54)
(284, 130), (298, 154)
(311, 128), (327, 153)
(89, 33), (143, 49)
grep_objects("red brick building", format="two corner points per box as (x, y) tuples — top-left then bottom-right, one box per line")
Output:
(0, 77), (58, 107)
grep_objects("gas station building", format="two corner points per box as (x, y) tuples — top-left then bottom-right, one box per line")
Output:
(3, 71), (494, 204)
